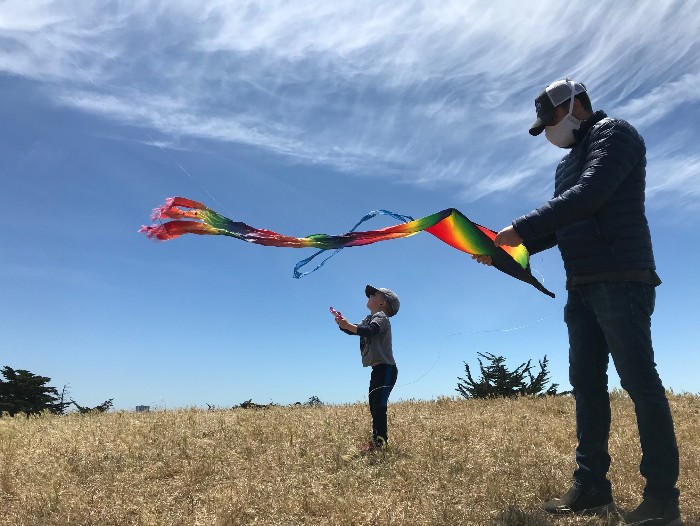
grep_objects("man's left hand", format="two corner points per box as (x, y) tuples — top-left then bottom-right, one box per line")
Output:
(494, 225), (523, 247)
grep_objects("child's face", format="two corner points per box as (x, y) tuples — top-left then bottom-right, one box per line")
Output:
(366, 291), (387, 313)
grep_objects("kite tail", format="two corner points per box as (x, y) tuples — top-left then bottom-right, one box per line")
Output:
(141, 197), (218, 240)
(293, 209), (415, 278)
(139, 220), (219, 240)
(151, 196), (209, 220)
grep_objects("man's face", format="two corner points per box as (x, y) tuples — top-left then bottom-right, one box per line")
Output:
(546, 104), (569, 127)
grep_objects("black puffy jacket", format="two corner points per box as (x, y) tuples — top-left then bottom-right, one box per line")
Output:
(512, 111), (655, 279)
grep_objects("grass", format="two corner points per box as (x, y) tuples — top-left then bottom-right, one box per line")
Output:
(0, 392), (697, 525)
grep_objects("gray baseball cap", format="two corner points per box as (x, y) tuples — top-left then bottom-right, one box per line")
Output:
(365, 284), (400, 316)
(529, 79), (587, 136)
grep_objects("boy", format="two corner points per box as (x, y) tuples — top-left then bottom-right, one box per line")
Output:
(334, 284), (400, 451)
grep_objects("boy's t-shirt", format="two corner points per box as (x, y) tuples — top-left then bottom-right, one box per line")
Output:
(356, 312), (395, 367)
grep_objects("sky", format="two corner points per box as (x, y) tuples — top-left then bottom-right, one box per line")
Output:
(1, 1), (699, 410)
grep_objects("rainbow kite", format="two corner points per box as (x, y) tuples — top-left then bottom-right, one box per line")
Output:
(140, 197), (555, 297)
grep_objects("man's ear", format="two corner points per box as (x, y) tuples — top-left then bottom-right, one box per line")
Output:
(572, 98), (590, 120)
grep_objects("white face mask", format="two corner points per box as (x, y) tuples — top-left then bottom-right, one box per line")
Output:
(544, 84), (581, 148)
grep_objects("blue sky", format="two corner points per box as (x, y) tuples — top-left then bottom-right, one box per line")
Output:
(2, 1), (699, 410)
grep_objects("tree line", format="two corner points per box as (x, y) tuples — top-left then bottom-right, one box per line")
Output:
(1, 354), (562, 416)
(0, 366), (112, 417)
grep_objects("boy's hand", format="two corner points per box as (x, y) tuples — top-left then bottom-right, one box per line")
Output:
(335, 316), (356, 333)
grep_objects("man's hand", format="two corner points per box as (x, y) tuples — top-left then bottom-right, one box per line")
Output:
(471, 254), (493, 266)
(494, 225), (523, 247)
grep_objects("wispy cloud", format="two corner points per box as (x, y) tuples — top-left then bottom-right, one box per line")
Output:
(616, 73), (700, 128)
(1, 0), (698, 205)
(648, 154), (700, 197)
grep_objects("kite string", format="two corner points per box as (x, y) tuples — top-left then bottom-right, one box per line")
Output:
(366, 309), (561, 398)
(144, 133), (230, 216)
(41, 32), (230, 216)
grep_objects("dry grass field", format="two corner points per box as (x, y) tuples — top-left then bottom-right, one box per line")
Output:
(0, 393), (697, 526)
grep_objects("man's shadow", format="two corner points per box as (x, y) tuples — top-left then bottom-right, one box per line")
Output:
(493, 504), (624, 526)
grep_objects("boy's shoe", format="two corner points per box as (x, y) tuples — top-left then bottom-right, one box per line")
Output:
(359, 438), (387, 455)
(622, 497), (682, 525)
(359, 440), (379, 455)
(542, 485), (616, 515)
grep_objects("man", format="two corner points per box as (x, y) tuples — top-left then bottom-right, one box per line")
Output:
(479, 79), (681, 525)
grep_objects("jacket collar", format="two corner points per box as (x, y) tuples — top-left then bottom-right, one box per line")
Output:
(573, 110), (607, 143)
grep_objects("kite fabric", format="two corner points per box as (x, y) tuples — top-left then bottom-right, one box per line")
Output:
(140, 197), (555, 298)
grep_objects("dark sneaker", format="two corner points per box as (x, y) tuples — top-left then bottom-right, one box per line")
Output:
(542, 486), (616, 515)
(622, 497), (682, 525)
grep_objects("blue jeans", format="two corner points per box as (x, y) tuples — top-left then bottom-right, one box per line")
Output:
(368, 364), (398, 443)
(565, 281), (679, 503)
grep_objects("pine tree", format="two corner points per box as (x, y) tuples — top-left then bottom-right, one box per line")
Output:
(0, 366), (66, 416)
(456, 352), (560, 399)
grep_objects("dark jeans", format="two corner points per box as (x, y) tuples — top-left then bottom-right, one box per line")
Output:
(368, 364), (398, 443)
(565, 281), (679, 503)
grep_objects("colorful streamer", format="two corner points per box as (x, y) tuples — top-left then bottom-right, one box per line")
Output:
(140, 197), (555, 297)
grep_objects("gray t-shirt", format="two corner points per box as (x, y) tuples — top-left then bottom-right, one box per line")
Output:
(356, 312), (395, 367)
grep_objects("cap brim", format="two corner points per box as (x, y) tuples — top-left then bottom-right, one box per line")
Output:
(530, 111), (554, 135)
(529, 120), (545, 136)
(365, 285), (379, 297)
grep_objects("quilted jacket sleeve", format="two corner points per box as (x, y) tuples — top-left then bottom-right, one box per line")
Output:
(513, 119), (645, 241)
